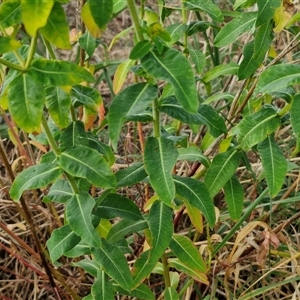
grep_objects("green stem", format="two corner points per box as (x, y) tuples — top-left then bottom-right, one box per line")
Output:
(43, 37), (56, 60)
(211, 188), (269, 257)
(41, 115), (60, 156)
(161, 253), (171, 288)
(181, 0), (188, 49)
(126, 0), (144, 41)
(153, 98), (160, 137)
(0, 57), (25, 71)
(278, 102), (292, 117)
(25, 34), (38, 69)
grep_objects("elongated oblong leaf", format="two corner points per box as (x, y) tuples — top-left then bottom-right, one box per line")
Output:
(236, 108), (280, 151)
(108, 83), (158, 150)
(141, 49), (198, 113)
(79, 31), (97, 57)
(164, 287), (179, 300)
(256, 64), (300, 95)
(91, 270), (115, 300)
(46, 224), (81, 263)
(148, 201), (173, 261)
(10, 163), (63, 201)
(94, 193), (143, 221)
(130, 40), (152, 60)
(73, 259), (100, 277)
(257, 135), (287, 198)
(188, 48), (206, 74)
(43, 179), (73, 203)
(27, 58), (95, 86)
(46, 87), (71, 128)
(256, 0), (281, 27)
(8, 73), (45, 133)
(204, 149), (242, 198)
(114, 283), (154, 300)
(144, 137), (178, 205)
(214, 12), (257, 47)
(174, 176), (215, 227)
(116, 163), (148, 187)
(223, 175), (244, 221)
(66, 191), (101, 248)
(177, 146), (210, 167)
(185, 0), (223, 22)
(21, 0), (54, 36)
(203, 62), (239, 82)
(107, 219), (148, 243)
(168, 258), (209, 284)
(92, 240), (133, 290)
(59, 145), (116, 189)
(169, 234), (207, 273)
(112, 59), (135, 94)
(40, 2), (71, 49)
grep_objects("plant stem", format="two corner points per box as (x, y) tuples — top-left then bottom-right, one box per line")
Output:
(25, 34), (38, 69)
(181, 0), (188, 49)
(161, 253), (171, 288)
(0, 57), (25, 71)
(211, 188), (269, 257)
(43, 37), (56, 60)
(127, 0), (144, 41)
(41, 115), (60, 156)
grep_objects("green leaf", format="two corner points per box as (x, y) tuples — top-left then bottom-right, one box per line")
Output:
(45, 87), (71, 128)
(166, 23), (189, 44)
(108, 83), (158, 150)
(214, 12), (257, 47)
(130, 40), (152, 60)
(168, 258), (209, 284)
(185, 201), (203, 233)
(291, 94), (300, 146)
(94, 193), (143, 221)
(27, 58), (95, 86)
(89, 0), (113, 29)
(169, 234), (207, 273)
(255, 64), (300, 95)
(257, 135), (287, 198)
(173, 176), (215, 228)
(8, 73), (45, 133)
(148, 201), (173, 261)
(73, 259), (100, 277)
(10, 163), (63, 201)
(223, 175), (244, 221)
(114, 283), (154, 300)
(113, 59), (135, 94)
(0, 36), (21, 54)
(71, 85), (102, 112)
(188, 48), (206, 74)
(59, 145), (116, 189)
(204, 149), (242, 198)
(256, 0), (281, 27)
(164, 287), (179, 300)
(116, 163), (148, 187)
(144, 137), (178, 205)
(46, 224), (81, 263)
(236, 108), (280, 151)
(203, 62), (239, 82)
(185, 0), (223, 22)
(177, 146), (210, 167)
(160, 97), (226, 137)
(64, 242), (91, 258)
(44, 179), (73, 203)
(132, 251), (156, 288)
(79, 31), (97, 57)
(40, 2), (71, 49)
(59, 121), (89, 152)
(92, 270), (115, 300)
(0, 1), (21, 28)
(66, 192), (101, 248)
(254, 20), (274, 57)
(82, 295), (94, 300)
(113, 0), (127, 14)
(107, 219), (148, 243)
(21, 0), (54, 36)
(141, 49), (198, 113)
(92, 239), (133, 290)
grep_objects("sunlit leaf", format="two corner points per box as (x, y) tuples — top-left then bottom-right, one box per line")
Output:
(40, 2), (71, 49)
(273, 0), (295, 33)
(66, 192), (101, 248)
(0, 37), (21, 54)
(257, 135), (287, 198)
(82, 2), (102, 37)
(0, 1), (21, 28)
(21, 0), (54, 36)
(47, 224), (81, 263)
(141, 49), (198, 113)
(10, 163), (62, 201)
(204, 149), (242, 198)
(203, 62), (239, 82)
(144, 137), (178, 205)
(113, 59), (135, 94)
